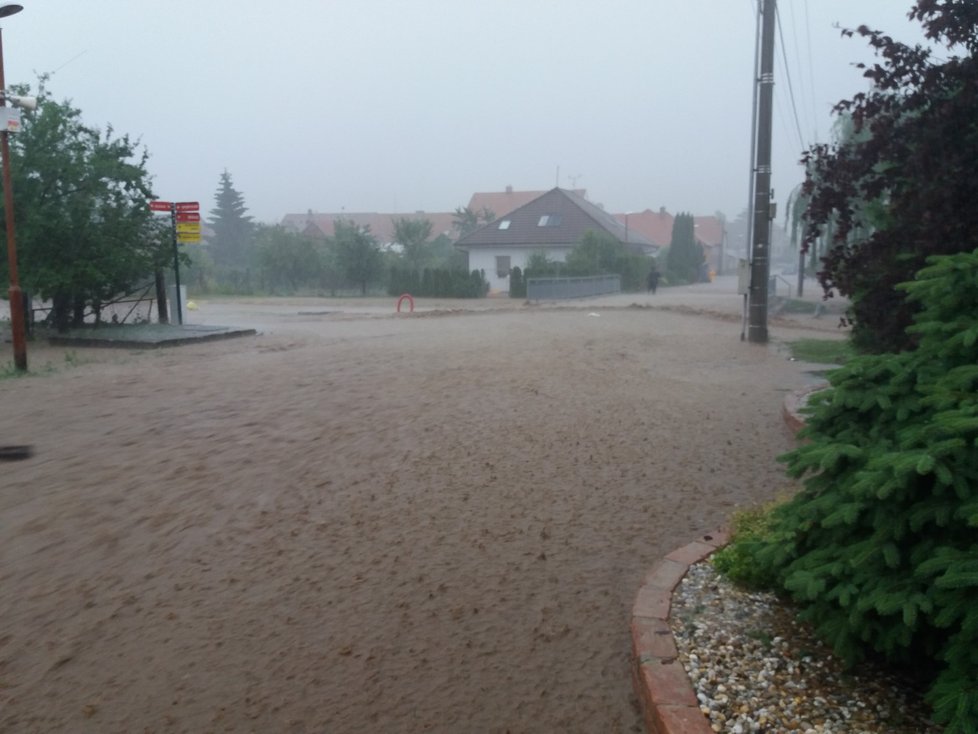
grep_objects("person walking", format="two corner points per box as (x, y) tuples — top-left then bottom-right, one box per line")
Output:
(647, 263), (660, 294)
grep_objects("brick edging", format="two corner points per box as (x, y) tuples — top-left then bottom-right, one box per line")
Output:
(781, 383), (827, 433)
(631, 386), (822, 733)
(630, 529), (730, 734)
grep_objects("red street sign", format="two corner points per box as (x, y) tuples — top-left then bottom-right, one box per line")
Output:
(176, 212), (200, 223)
(149, 200), (172, 211)
(175, 202), (200, 212)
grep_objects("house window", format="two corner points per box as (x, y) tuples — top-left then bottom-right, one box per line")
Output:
(496, 255), (511, 278)
(498, 220), (511, 230)
(537, 214), (562, 227)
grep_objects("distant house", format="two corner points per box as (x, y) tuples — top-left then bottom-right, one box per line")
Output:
(614, 210), (727, 275)
(280, 210), (456, 249)
(454, 187), (654, 293)
(613, 208), (673, 254)
(467, 185), (588, 220)
(693, 216), (726, 275)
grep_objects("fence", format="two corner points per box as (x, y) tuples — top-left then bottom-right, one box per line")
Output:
(526, 275), (621, 300)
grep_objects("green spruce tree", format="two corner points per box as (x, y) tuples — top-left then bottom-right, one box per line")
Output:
(721, 249), (978, 733)
(207, 170), (254, 272)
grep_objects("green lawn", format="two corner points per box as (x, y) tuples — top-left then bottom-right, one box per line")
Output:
(787, 338), (856, 365)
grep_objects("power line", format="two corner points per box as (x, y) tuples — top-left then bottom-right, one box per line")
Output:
(802, 0), (820, 142)
(784, 0), (815, 145)
(775, 4), (807, 151)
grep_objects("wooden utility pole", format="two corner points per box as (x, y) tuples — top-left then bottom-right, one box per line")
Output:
(748, 0), (777, 343)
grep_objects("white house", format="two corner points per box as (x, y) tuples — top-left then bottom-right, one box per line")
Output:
(454, 188), (654, 293)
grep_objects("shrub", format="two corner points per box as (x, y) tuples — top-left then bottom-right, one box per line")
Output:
(712, 499), (788, 590)
(510, 267), (525, 298)
(387, 267), (486, 298)
(723, 249), (978, 733)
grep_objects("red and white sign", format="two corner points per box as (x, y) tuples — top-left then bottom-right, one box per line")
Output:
(149, 200), (172, 212)
(175, 201), (200, 212)
(176, 212), (200, 223)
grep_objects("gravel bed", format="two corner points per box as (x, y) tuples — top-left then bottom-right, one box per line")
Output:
(669, 561), (942, 734)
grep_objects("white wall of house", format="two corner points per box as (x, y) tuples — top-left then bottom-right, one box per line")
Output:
(467, 246), (574, 293)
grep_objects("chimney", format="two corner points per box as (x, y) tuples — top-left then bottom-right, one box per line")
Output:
(659, 206), (666, 215)
(505, 185), (513, 194)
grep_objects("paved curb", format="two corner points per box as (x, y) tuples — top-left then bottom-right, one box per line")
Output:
(631, 386), (822, 733)
(781, 383), (827, 434)
(630, 529), (730, 734)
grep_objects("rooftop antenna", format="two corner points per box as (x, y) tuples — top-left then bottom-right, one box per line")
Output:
(568, 173), (582, 189)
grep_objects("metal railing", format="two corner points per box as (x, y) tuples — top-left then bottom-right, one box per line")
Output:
(526, 275), (621, 300)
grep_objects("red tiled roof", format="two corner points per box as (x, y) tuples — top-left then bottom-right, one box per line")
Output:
(613, 210), (674, 248)
(693, 216), (725, 248)
(467, 188), (587, 220)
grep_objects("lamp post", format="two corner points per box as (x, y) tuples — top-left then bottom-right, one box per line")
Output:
(0, 3), (25, 371)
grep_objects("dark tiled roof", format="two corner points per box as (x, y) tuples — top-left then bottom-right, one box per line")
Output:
(455, 188), (653, 250)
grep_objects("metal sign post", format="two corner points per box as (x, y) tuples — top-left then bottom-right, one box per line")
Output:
(149, 200), (200, 325)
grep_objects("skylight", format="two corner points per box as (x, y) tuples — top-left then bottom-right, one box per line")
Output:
(498, 220), (511, 230)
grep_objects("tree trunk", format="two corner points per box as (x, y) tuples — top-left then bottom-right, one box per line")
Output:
(72, 296), (86, 328)
(52, 293), (71, 333)
(155, 269), (169, 324)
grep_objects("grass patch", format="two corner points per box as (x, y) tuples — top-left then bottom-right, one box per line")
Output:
(779, 297), (822, 314)
(0, 351), (83, 380)
(712, 497), (789, 590)
(787, 338), (856, 365)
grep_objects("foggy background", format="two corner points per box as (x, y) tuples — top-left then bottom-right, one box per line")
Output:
(4, 1), (929, 222)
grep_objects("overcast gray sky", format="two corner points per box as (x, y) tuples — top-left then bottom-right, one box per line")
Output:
(4, 1), (930, 224)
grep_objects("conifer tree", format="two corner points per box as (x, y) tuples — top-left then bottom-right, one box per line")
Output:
(726, 249), (978, 733)
(665, 212), (703, 284)
(207, 170), (254, 271)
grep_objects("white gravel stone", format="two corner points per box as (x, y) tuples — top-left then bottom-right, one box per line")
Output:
(668, 561), (942, 733)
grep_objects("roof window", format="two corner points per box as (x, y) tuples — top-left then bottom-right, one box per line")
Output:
(537, 214), (562, 227)
(498, 220), (511, 230)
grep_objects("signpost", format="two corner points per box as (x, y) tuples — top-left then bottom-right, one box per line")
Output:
(149, 200), (201, 324)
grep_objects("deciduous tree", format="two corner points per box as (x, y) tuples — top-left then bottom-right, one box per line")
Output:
(392, 216), (433, 272)
(332, 220), (382, 295)
(0, 83), (166, 331)
(801, 1), (978, 352)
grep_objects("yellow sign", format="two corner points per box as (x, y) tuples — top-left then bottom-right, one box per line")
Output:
(177, 233), (201, 244)
(176, 222), (201, 235)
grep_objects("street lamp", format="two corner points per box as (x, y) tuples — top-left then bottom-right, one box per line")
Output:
(0, 3), (25, 371)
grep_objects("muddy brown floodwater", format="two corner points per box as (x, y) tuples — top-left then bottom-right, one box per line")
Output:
(1, 280), (845, 733)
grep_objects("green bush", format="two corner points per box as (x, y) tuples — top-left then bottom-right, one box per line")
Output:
(712, 499), (788, 589)
(723, 249), (978, 733)
(510, 266), (525, 298)
(387, 267), (487, 298)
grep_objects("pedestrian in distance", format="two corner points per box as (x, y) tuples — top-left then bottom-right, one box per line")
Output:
(647, 264), (660, 294)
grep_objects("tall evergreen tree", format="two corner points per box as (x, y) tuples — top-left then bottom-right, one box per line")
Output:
(207, 170), (254, 270)
(665, 212), (703, 284)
